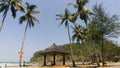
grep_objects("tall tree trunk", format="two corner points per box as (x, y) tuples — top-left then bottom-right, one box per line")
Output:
(101, 35), (105, 66)
(79, 47), (84, 65)
(93, 41), (100, 67)
(19, 22), (28, 66)
(80, 41), (85, 65)
(67, 25), (76, 67)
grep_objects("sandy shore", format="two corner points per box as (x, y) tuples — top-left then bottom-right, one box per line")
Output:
(3, 62), (120, 68)
(5, 66), (70, 68)
(97, 62), (120, 68)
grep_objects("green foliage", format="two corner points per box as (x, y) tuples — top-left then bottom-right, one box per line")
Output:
(0, 0), (24, 31)
(90, 4), (120, 37)
(30, 51), (41, 62)
(19, 2), (39, 28)
(30, 40), (120, 62)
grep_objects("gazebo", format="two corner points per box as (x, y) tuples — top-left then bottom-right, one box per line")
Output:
(40, 43), (69, 66)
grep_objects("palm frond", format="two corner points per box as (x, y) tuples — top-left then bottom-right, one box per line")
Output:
(16, 4), (25, 12)
(65, 8), (70, 17)
(56, 14), (64, 20)
(68, 3), (78, 8)
(25, 2), (29, 9)
(30, 18), (35, 27)
(31, 16), (39, 23)
(2, 4), (9, 17)
(29, 5), (37, 11)
(59, 18), (65, 26)
(69, 12), (78, 23)
(65, 20), (68, 28)
(31, 11), (40, 14)
(11, 5), (16, 18)
(72, 34), (77, 41)
(28, 18), (32, 28)
(56, 14), (63, 17)
(19, 15), (27, 24)
(0, 3), (6, 13)
(56, 14), (66, 26)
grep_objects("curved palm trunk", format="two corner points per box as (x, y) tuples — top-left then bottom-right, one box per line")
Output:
(67, 25), (76, 67)
(19, 22), (28, 67)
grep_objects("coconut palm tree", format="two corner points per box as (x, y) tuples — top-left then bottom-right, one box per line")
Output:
(56, 8), (77, 67)
(19, 2), (39, 66)
(68, 0), (91, 26)
(72, 24), (86, 44)
(72, 24), (88, 64)
(76, 0), (89, 25)
(0, 0), (24, 31)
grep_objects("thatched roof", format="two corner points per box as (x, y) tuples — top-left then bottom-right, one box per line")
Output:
(40, 43), (69, 54)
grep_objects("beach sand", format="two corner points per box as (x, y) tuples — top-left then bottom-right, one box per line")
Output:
(5, 66), (70, 68)
(4, 62), (120, 68)
(5, 66), (69, 68)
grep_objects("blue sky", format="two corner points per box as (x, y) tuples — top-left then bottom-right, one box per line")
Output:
(0, 0), (120, 62)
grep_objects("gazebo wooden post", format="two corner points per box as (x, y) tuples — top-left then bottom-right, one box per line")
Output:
(43, 54), (46, 66)
(63, 54), (65, 65)
(53, 53), (56, 65)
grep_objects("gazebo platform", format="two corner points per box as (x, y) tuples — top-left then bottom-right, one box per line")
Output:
(40, 43), (69, 66)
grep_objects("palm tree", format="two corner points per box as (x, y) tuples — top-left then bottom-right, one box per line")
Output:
(72, 24), (86, 44)
(19, 2), (39, 66)
(56, 8), (76, 67)
(69, 0), (90, 26)
(0, 0), (24, 31)
(72, 24), (88, 65)
(76, 0), (89, 25)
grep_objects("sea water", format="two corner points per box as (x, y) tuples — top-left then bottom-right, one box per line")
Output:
(0, 62), (19, 67)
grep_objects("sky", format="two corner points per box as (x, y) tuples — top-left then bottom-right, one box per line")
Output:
(0, 0), (120, 62)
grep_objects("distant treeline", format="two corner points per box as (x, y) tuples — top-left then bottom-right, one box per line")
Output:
(30, 39), (120, 63)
